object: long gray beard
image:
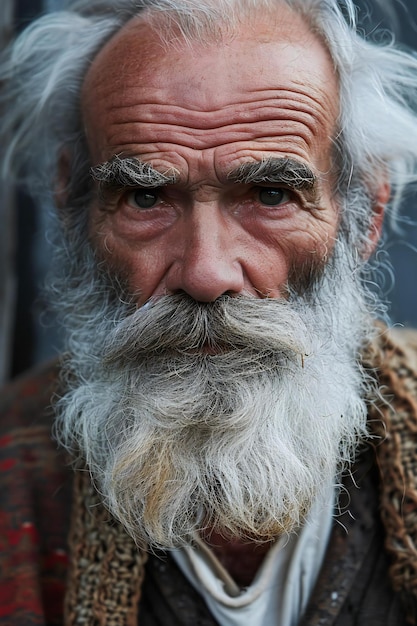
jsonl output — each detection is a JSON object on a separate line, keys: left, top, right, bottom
{"left": 54, "top": 239, "right": 376, "bottom": 549}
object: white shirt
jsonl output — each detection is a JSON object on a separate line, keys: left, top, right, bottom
{"left": 171, "top": 486, "right": 335, "bottom": 626}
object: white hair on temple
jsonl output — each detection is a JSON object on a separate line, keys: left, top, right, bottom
{"left": 1, "top": 0, "right": 417, "bottom": 224}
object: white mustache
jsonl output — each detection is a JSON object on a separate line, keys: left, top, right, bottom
{"left": 102, "top": 294, "right": 311, "bottom": 364}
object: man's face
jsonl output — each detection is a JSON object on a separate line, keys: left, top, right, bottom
{"left": 82, "top": 6, "right": 340, "bottom": 306}
{"left": 56, "top": 9, "right": 376, "bottom": 547}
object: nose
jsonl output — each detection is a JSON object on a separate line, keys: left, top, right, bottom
{"left": 165, "top": 204, "right": 245, "bottom": 302}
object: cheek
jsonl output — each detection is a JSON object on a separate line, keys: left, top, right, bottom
{"left": 243, "top": 209, "right": 339, "bottom": 289}
{"left": 287, "top": 223, "right": 335, "bottom": 263}
{"left": 89, "top": 211, "right": 170, "bottom": 301}
{"left": 286, "top": 216, "right": 339, "bottom": 292}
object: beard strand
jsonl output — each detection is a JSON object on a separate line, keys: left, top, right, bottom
{"left": 54, "top": 237, "right": 375, "bottom": 549}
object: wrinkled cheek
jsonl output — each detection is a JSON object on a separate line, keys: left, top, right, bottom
{"left": 282, "top": 227, "right": 338, "bottom": 296}
{"left": 87, "top": 224, "right": 139, "bottom": 298}
{"left": 286, "top": 249, "right": 329, "bottom": 296}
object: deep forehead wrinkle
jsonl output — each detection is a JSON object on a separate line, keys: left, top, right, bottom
{"left": 90, "top": 155, "right": 179, "bottom": 191}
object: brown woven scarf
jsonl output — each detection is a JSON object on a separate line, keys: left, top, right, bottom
{"left": 64, "top": 470, "right": 148, "bottom": 625}
{"left": 364, "top": 327, "right": 417, "bottom": 622}
{"left": 64, "top": 327, "right": 417, "bottom": 625}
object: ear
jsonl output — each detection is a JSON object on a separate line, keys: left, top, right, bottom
{"left": 54, "top": 149, "right": 72, "bottom": 211}
{"left": 363, "top": 180, "right": 390, "bottom": 259}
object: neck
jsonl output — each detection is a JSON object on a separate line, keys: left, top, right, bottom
{"left": 199, "top": 526, "right": 275, "bottom": 587}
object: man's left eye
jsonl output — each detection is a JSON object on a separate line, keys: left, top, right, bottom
{"left": 127, "top": 189, "right": 160, "bottom": 209}
{"left": 258, "top": 188, "right": 290, "bottom": 206}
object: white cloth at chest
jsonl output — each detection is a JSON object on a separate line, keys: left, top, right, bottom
{"left": 171, "top": 485, "right": 335, "bottom": 626}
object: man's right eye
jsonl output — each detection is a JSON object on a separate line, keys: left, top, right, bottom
{"left": 127, "top": 189, "right": 160, "bottom": 209}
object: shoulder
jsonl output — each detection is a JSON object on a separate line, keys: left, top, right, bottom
{"left": 0, "top": 358, "right": 72, "bottom": 528}
{"left": 370, "top": 324, "right": 417, "bottom": 404}
{"left": 0, "top": 358, "right": 70, "bottom": 495}
{"left": 388, "top": 326, "right": 417, "bottom": 371}
{"left": 0, "top": 360, "right": 73, "bottom": 623}
{"left": 364, "top": 323, "right": 417, "bottom": 377}
{"left": 0, "top": 357, "right": 71, "bottom": 503}
{"left": 0, "top": 359, "right": 65, "bottom": 477}
{"left": 0, "top": 358, "right": 61, "bottom": 427}
{"left": 367, "top": 325, "right": 417, "bottom": 622}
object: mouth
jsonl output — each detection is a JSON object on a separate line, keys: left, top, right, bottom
{"left": 200, "top": 342, "right": 223, "bottom": 355}
{"left": 184, "top": 341, "right": 232, "bottom": 356}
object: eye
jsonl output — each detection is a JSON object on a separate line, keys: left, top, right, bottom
{"left": 258, "top": 187, "right": 290, "bottom": 206}
{"left": 127, "top": 189, "right": 160, "bottom": 209}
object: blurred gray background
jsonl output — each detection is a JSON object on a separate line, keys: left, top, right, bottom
{"left": 1, "top": 0, "right": 417, "bottom": 383}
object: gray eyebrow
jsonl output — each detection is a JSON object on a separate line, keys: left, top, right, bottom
{"left": 90, "top": 155, "right": 179, "bottom": 192}
{"left": 227, "top": 157, "right": 317, "bottom": 192}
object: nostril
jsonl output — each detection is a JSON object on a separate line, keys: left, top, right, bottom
{"left": 222, "top": 289, "right": 241, "bottom": 298}
{"left": 170, "top": 288, "right": 188, "bottom": 297}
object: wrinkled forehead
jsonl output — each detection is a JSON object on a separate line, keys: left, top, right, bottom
{"left": 81, "top": 4, "right": 340, "bottom": 157}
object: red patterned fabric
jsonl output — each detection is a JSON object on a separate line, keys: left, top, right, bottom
{"left": 0, "top": 361, "right": 72, "bottom": 625}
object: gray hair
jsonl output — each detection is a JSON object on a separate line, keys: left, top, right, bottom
{"left": 1, "top": 0, "right": 417, "bottom": 229}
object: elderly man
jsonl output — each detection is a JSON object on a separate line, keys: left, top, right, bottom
{"left": 1, "top": 0, "right": 417, "bottom": 624}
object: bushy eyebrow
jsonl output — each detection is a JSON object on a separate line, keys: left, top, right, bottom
{"left": 227, "top": 157, "right": 318, "bottom": 200}
{"left": 90, "top": 155, "right": 320, "bottom": 205}
{"left": 90, "top": 155, "right": 179, "bottom": 193}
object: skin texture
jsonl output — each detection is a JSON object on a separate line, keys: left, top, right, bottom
{"left": 82, "top": 7, "right": 341, "bottom": 307}
{"left": 79, "top": 7, "right": 354, "bottom": 584}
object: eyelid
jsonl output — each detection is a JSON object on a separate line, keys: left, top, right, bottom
{"left": 255, "top": 185, "right": 292, "bottom": 203}
{"left": 254, "top": 183, "right": 291, "bottom": 191}
{"left": 97, "top": 183, "right": 161, "bottom": 210}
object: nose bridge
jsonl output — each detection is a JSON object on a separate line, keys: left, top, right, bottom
{"left": 168, "top": 202, "right": 245, "bottom": 301}
{"left": 188, "top": 203, "right": 224, "bottom": 261}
